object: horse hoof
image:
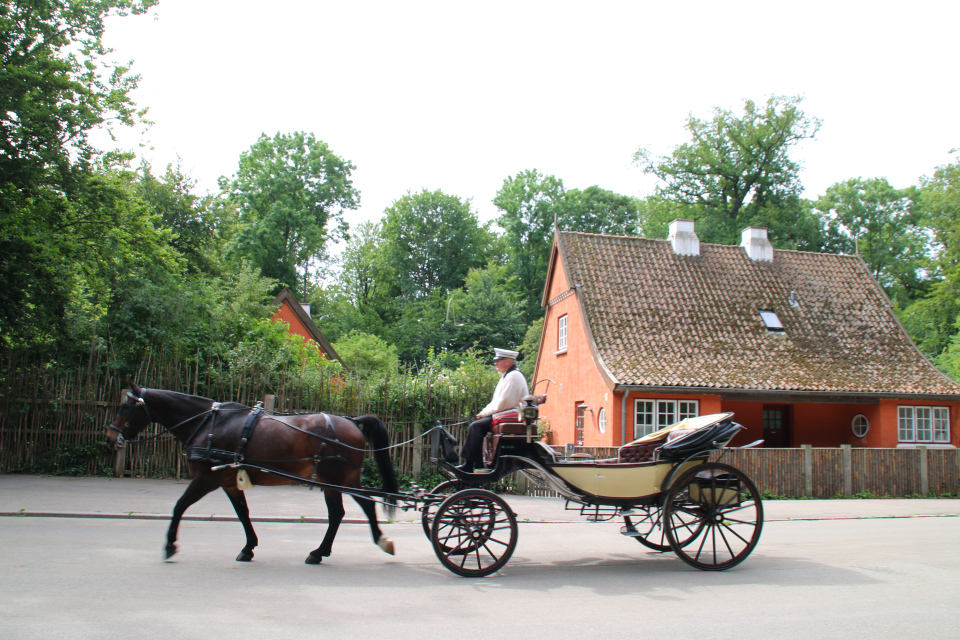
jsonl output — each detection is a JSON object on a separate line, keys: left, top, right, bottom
{"left": 305, "top": 552, "right": 323, "bottom": 564}
{"left": 236, "top": 550, "right": 254, "bottom": 562}
{"left": 164, "top": 544, "right": 177, "bottom": 560}
{"left": 377, "top": 536, "right": 395, "bottom": 556}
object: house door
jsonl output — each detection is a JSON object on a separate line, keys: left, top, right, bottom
{"left": 575, "top": 403, "right": 586, "bottom": 446}
{"left": 763, "top": 405, "right": 791, "bottom": 447}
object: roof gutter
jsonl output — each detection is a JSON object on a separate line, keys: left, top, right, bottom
{"left": 613, "top": 384, "right": 960, "bottom": 404}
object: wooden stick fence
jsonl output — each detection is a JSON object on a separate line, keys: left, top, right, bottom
{"left": 2, "top": 350, "right": 957, "bottom": 497}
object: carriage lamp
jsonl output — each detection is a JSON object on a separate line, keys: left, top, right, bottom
{"left": 521, "top": 395, "right": 539, "bottom": 423}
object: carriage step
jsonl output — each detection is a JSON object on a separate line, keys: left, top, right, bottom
{"left": 620, "top": 525, "right": 643, "bottom": 537}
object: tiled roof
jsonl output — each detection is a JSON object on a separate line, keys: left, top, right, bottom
{"left": 557, "top": 231, "right": 960, "bottom": 396}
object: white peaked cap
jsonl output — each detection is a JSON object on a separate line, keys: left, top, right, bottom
{"left": 493, "top": 348, "right": 519, "bottom": 361}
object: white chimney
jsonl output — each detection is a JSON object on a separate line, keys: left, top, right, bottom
{"left": 300, "top": 303, "right": 312, "bottom": 317}
{"left": 668, "top": 219, "right": 700, "bottom": 256}
{"left": 741, "top": 227, "right": 773, "bottom": 262}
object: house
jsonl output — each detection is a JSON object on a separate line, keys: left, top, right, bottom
{"left": 272, "top": 288, "right": 342, "bottom": 365}
{"left": 532, "top": 221, "right": 960, "bottom": 450}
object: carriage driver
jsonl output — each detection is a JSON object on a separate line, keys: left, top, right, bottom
{"left": 458, "top": 348, "right": 529, "bottom": 473}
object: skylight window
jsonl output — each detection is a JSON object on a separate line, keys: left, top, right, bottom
{"left": 759, "top": 310, "right": 784, "bottom": 332}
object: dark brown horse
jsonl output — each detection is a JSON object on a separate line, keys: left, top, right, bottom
{"left": 105, "top": 383, "right": 399, "bottom": 564}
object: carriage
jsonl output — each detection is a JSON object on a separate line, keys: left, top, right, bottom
{"left": 107, "top": 386, "right": 763, "bottom": 578}
{"left": 415, "top": 395, "right": 764, "bottom": 576}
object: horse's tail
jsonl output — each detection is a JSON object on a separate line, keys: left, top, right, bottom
{"left": 354, "top": 415, "right": 398, "bottom": 516}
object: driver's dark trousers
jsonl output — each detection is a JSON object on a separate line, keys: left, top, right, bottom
{"left": 460, "top": 416, "right": 494, "bottom": 467}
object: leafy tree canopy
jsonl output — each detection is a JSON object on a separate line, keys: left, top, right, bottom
{"left": 815, "top": 177, "right": 928, "bottom": 305}
{"left": 221, "top": 131, "right": 359, "bottom": 295}
{"left": 634, "top": 95, "right": 821, "bottom": 246}
{"left": 380, "top": 189, "right": 493, "bottom": 301}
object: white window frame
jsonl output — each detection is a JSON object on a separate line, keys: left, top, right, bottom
{"left": 851, "top": 414, "right": 869, "bottom": 439}
{"left": 898, "top": 406, "right": 950, "bottom": 443}
{"left": 597, "top": 407, "right": 606, "bottom": 434}
{"left": 633, "top": 399, "right": 699, "bottom": 439}
{"left": 557, "top": 315, "right": 568, "bottom": 352}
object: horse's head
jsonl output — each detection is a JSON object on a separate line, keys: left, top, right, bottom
{"left": 105, "top": 382, "right": 153, "bottom": 450}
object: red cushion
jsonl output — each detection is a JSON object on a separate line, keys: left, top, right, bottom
{"left": 492, "top": 411, "right": 520, "bottom": 426}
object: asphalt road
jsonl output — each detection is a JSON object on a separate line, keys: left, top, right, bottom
{"left": 3, "top": 507, "right": 959, "bottom": 639}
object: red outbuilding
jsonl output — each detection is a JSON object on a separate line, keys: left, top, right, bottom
{"left": 271, "top": 288, "right": 342, "bottom": 365}
{"left": 532, "top": 221, "right": 960, "bottom": 450}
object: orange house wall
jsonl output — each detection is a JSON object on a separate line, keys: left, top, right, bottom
{"left": 720, "top": 398, "right": 960, "bottom": 447}
{"left": 535, "top": 255, "right": 618, "bottom": 447}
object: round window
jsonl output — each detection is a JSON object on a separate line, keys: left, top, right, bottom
{"left": 851, "top": 414, "right": 869, "bottom": 438}
{"left": 598, "top": 407, "right": 606, "bottom": 434}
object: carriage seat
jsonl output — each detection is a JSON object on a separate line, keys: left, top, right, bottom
{"left": 617, "top": 442, "right": 660, "bottom": 463}
{"left": 482, "top": 394, "right": 547, "bottom": 466}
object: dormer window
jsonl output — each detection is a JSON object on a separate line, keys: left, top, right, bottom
{"left": 759, "top": 310, "right": 784, "bottom": 332}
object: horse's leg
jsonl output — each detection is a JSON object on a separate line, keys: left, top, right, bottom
{"left": 354, "top": 494, "right": 394, "bottom": 555}
{"left": 165, "top": 471, "right": 220, "bottom": 560}
{"left": 305, "top": 489, "right": 345, "bottom": 564}
{"left": 222, "top": 485, "right": 259, "bottom": 562}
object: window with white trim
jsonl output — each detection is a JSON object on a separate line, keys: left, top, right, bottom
{"left": 633, "top": 399, "right": 699, "bottom": 439}
{"left": 851, "top": 414, "right": 869, "bottom": 438}
{"left": 898, "top": 406, "right": 950, "bottom": 443}
{"left": 558, "top": 315, "right": 568, "bottom": 351}
{"left": 597, "top": 407, "right": 606, "bottom": 434}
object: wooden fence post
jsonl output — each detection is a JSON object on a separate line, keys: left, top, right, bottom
{"left": 802, "top": 444, "right": 813, "bottom": 498}
{"left": 263, "top": 395, "right": 276, "bottom": 413}
{"left": 841, "top": 444, "right": 852, "bottom": 496}
{"left": 919, "top": 446, "right": 928, "bottom": 496}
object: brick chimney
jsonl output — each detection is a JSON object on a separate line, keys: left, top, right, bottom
{"left": 668, "top": 219, "right": 700, "bottom": 256}
{"left": 741, "top": 227, "right": 773, "bottom": 262}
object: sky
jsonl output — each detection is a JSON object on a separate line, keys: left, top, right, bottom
{"left": 100, "top": 0, "right": 960, "bottom": 238}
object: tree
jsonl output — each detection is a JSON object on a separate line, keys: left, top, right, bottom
{"left": 221, "top": 132, "right": 359, "bottom": 295}
{"left": 634, "top": 95, "right": 821, "bottom": 246}
{"left": 446, "top": 262, "right": 525, "bottom": 355}
{"left": 815, "top": 178, "right": 928, "bottom": 305}
{"left": 380, "top": 189, "right": 493, "bottom": 301}
{"left": 493, "top": 170, "right": 564, "bottom": 321}
{"left": 0, "top": 0, "right": 158, "bottom": 346}
{"left": 332, "top": 330, "right": 398, "bottom": 377}
{"left": 899, "top": 155, "right": 960, "bottom": 366}
{"left": 554, "top": 186, "right": 640, "bottom": 236}
{"left": 135, "top": 162, "right": 216, "bottom": 274}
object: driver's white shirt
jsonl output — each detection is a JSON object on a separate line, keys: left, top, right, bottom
{"left": 478, "top": 368, "right": 528, "bottom": 418}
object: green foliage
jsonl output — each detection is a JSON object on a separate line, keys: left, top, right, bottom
{"left": 0, "top": 0, "right": 157, "bottom": 346}
{"left": 815, "top": 178, "right": 929, "bottom": 305}
{"left": 445, "top": 262, "right": 525, "bottom": 355}
{"left": 381, "top": 189, "right": 493, "bottom": 301}
{"left": 494, "top": 170, "right": 565, "bottom": 321}
{"left": 518, "top": 317, "right": 544, "bottom": 381}
{"left": 222, "top": 131, "right": 359, "bottom": 294}
{"left": 555, "top": 186, "right": 640, "bottom": 236}
{"left": 333, "top": 330, "right": 398, "bottom": 377}
{"left": 635, "top": 95, "right": 822, "bottom": 247}
{"left": 16, "top": 441, "right": 113, "bottom": 477}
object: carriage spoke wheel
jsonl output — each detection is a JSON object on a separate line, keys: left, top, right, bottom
{"left": 628, "top": 503, "right": 703, "bottom": 552}
{"left": 421, "top": 480, "right": 465, "bottom": 547}
{"left": 430, "top": 489, "right": 518, "bottom": 577}
{"left": 663, "top": 462, "right": 763, "bottom": 571}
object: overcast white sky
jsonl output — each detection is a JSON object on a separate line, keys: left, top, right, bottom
{"left": 101, "top": 0, "right": 960, "bottom": 236}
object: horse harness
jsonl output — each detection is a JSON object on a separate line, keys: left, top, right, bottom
{"left": 184, "top": 405, "right": 364, "bottom": 476}
{"left": 113, "top": 389, "right": 363, "bottom": 477}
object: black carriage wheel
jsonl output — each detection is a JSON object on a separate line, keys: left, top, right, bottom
{"left": 421, "top": 480, "right": 464, "bottom": 543}
{"left": 629, "top": 503, "right": 703, "bottom": 552}
{"left": 430, "top": 489, "right": 518, "bottom": 577}
{"left": 663, "top": 462, "right": 763, "bottom": 571}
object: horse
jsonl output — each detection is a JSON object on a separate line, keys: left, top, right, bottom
{"left": 105, "top": 382, "right": 399, "bottom": 564}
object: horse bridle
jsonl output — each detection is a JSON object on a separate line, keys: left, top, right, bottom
{"left": 106, "top": 389, "right": 217, "bottom": 448}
